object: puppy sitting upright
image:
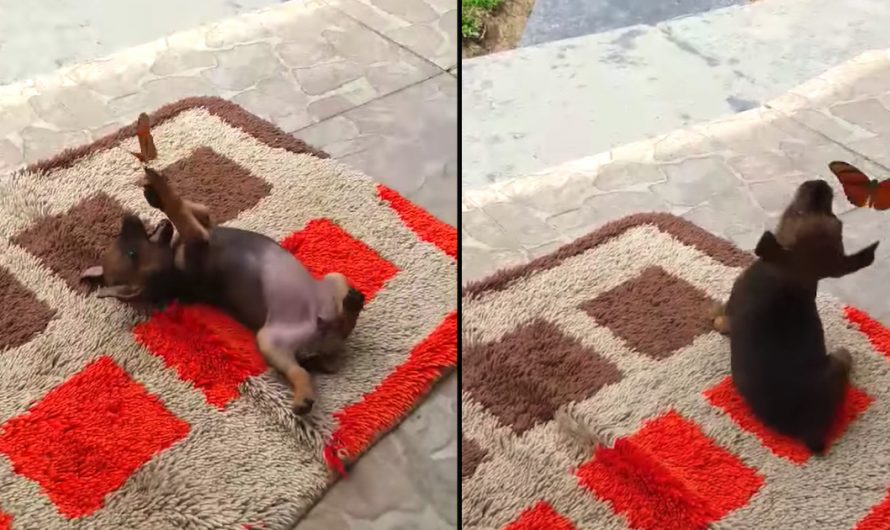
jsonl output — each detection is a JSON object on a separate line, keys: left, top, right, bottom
{"left": 82, "top": 165, "right": 364, "bottom": 415}
{"left": 714, "top": 180, "right": 877, "bottom": 454}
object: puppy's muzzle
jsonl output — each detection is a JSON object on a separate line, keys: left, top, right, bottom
{"left": 344, "top": 287, "right": 365, "bottom": 312}
{"left": 794, "top": 179, "right": 834, "bottom": 214}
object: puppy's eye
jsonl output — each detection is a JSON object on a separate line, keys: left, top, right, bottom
{"left": 126, "top": 249, "right": 137, "bottom": 260}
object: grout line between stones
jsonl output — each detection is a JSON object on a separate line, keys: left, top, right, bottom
{"left": 318, "top": 0, "right": 454, "bottom": 74}
{"left": 764, "top": 100, "right": 890, "bottom": 176}
{"left": 290, "top": 69, "right": 448, "bottom": 134}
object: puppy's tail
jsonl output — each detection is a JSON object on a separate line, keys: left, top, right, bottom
{"left": 805, "top": 437, "right": 827, "bottom": 456}
{"left": 709, "top": 302, "right": 730, "bottom": 335}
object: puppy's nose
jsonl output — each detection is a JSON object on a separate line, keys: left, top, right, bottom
{"left": 344, "top": 287, "right": 365, "bottom": 311}
{"left": 802, "top": 179, "right": 832, "bottom": 196}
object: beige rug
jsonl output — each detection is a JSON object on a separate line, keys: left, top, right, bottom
{"left": 0, "top": 97, "right": 456, "bottom": 529}
{"left": 462, "top": 213, "right": 890, "bottom": 530}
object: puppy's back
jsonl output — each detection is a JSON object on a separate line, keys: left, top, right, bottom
{"left": 727, "top": 260, "right": 828, "bottom": 428}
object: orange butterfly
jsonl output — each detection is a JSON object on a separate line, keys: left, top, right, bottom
{"left": 129, "top": 112, "right": 157, "bottom": 163}
{"left": 829, "top": 161, "right": 890, "bottom": 210}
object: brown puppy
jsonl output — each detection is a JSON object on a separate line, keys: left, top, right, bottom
{"left": 713, "top": 179, "right": 877, "bottom": 453}
{"left": 82, "top": 167, "right": 365, "bottom": 414}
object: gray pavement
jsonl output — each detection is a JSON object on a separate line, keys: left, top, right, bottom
{"left": 463, "top": 50, "right": 890, "bottom": 327}
{"left": 520, "top": 0, "right": 742, "bottom": 47}
{"left": 0, "top": 0, "right": 282, "bottom": 86}
{"left": 0, "top": 0, "right": 457, "bottom": 528}
{"left": 463, "top": 0, "right": 890, "bottom": 190}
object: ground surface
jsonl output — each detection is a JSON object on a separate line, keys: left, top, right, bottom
{"left": 462, "top": 0, "right": 890, "bottom": 189}
{"left": 463, "top": 50, "right": 890, "bottom": 327}
{"left": 0, "top": 1, "right": 457, "bottom": 528}
{"left": 0, "top": 0, "right": 282, "bottom": 86}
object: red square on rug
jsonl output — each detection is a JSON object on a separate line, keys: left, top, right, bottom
{"left": 846, "top": 306, "right": 890, "bottom": 362}
{"left": 280, "top": 219, "right": 398, "bottom": 302}
{"left": 855, "top": 488, "right": 890, "bottom": 530}
{"left": 503, "top": 501, "right": 577, "bottom": 530}
{"left": 577, "top": 410, "right": 762, "bottom": 530}
{"left": 134, "top": 303, "right": 267, "bottom": 409}
{"left": 703, "top": 376, "right": 873, "bottom": 464}
{"left": 0, "top": 357, "right": 189, "bottom": 518}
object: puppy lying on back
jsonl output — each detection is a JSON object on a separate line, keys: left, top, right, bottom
{"left": 82, "top": 166, "right": 365, "bottom": 415}
{"left": 713, "top": 180, "right": 877, "bottom": 453}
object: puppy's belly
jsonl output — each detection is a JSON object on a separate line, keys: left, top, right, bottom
{"left": 202, "top": 228, "right": 322, "bottom": 335}
{"left": 258, "top": 245, "right": 319, "bottom": 328}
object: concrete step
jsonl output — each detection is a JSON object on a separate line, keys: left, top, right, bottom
{"left": 462, "top": 0, "right": 890, "bottom": 190}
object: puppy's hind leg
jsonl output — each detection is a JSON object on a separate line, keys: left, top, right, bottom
{"left": 256, "top": 323, "right": 317, "bottom": 415}
{"left": 802, "top": 349, "right": 852, "bottom": 455}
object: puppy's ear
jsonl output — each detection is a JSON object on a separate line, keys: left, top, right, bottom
{"left": 120, "top": 215, "right": 147, "bottom": 240}
{"left": 95, "top": 284, "right": 142, "bottom": 300}
{"left": 149, "top": 220, "right": 174, "bottom": 245}
{"left": 754, "top": 231, "right": 789, "bottom": 262}
{"left": 80, "top": 265, "right": 104, "bottom": 283}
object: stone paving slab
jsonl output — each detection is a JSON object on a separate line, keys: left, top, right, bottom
{"left": 662, "top": 0, "right": 890, "bottom": 105}
{"left": 462, "top": 0, "right": 890, "bottom": 191}
{"left": 462, "top": 22, "right": 762, "bottom": 189}
{"left": 0, "top": 0, "right": 283, "bottom": 86}
{"left": 0, "top": 1, "right": 456, "bottom": 528}
{"left": 0, "top": 0, "right": 447, "bottom": 175}
{"left": 325, "top": 0, "right": 457, "bottom": 70}
{"left": 299, "top": 72, "right": 457, "bottom": 226}
{"left": 464, "top": 48, "right": 890, "bottom": 325}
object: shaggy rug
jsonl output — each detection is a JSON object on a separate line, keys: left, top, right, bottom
{"left": 0, "top": 97, "right": 456, "bottom": 529}
{"left": 462, "top": 213, "right": 890, "bottom": 530}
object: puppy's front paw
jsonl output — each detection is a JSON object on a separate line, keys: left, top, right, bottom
{"left": 860, "top": 241, "right": 879, "bottom": 267}
{"left": 292, "top": 386, "right": 317, "bottom": 416}
{"left": 143, "top": 184, "right": 164, "bottom": 210}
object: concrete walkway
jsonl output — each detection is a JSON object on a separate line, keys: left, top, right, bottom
{"left": 0, "top": 1, "right": 457, "bottom": 528}
{"left": 463, "top": 0, "right": 890, "bottom": 189}
{"left": 464, "top": 49, "right": 890, "bottom": 326}
{"left": 0, "top": 0, "right": 281, "bottom": 86}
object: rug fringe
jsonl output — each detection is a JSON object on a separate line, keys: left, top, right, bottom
{"left": 321, "top": 313, "right": 457, "bottom": 475}
{"left": 323, "top": 444, "right": 348, "bottom": 477}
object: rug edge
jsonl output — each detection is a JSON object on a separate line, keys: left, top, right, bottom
{"left": 22, "top": 96, "right": 329, "bottom": 175}
{"left": 463, "top": 213, "right": 755, "bottom": 299}
{"left": 324, "top": 311, "right": 458, "bottom": 473}
{"left": 9, "top": 95, "right": 458, "bottom": 526}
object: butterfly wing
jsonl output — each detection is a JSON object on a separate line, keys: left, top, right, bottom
{"left": 135, "top": 112, "right": 157, "bottom": 162}
{"left": 871, "top": 179, "right": 890, "bottom": 210}
{"left": 829, "top": 161, "right": 874, "bottom": 208}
